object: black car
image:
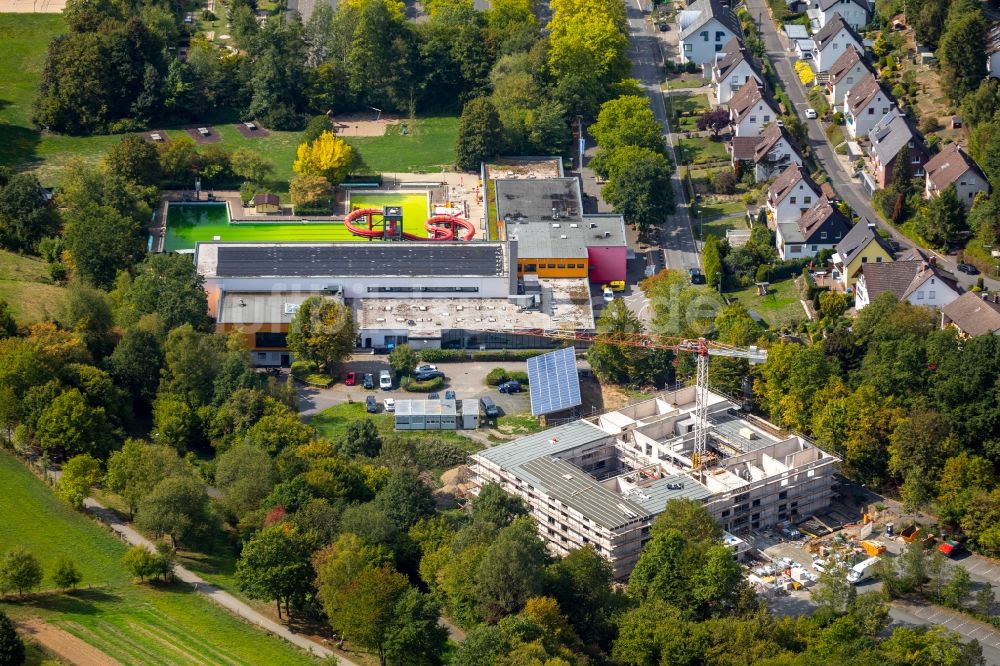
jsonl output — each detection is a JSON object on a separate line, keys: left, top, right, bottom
{"left": 362, "top": 373, "right": 375, "bottom": 389}
{"left": 957, "top": 262, "right": 979, "bottom": 275}
{"left": 689, "top": 267, "right": 706, "bottom": 284}
{"left": 657, "top": 21, "right": 668, "bottom": 31}
{"left": 480, "top": 395, "right": 499, "bottom": 418}
{"left": 427, "top": 392, "right": 440, "bottom": 400}
{"left": 498, "top": 380, "right": 522, "bottom": 394}
{"left": 414, "top": 369, "right": 445, "bottom": 381}
{"left": 365, "top": 395, "right": 378, "bottom": 413}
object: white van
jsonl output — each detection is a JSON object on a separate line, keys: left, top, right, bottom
{"left": 847, "top": 557, "right": 880, "bottom": 584}
{"left": 379, "top": 370, "right": 392, "bottom": 390}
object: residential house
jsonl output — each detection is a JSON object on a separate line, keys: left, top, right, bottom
{"left": 866, "top": 108, "right": 928, "bottom": 190}
{"left": 826, "top": 46, "right": 873, "bottom": 109}
{"left": 807, "top": 0, "right": 870, "bottom": 31}
{"left": 844, "top": 73, "right": 891, "bottom": 139}
{"left": 752, "top": 123, "right": 803, "bottom": 182}
{"left": 812, "top": 14, "right": 864, "bottom": 72}
{"left": 988, "top": 22, "right": 1000, "bottom": 80}
{"left": 941, "top": 291, "right": 1000, "bottom": 337}
{"left": 729, "top": 135, "right": 764, "bottom": 170}
{"left": 677, "top": 0, "right": 742, "bottom": 66}
{"left": 854, "top": 260, "right": 960, "bottom": 310}
{"left": 831, "top": 218, "right": 894, "bottom": 290}
{"left": 775, "top": 200, "right": 851, "bottom": 259}
{"left": 728, "top": 80, "right": 781, "bottom": 136}
{"left": 924, "top": 143, "right": 990, "bottom": 209}
{"left": 766, "top": 164, "right": 823, "bottom": 226}
{"left": 711, "top": 39, "right": 763, "bottom": 105}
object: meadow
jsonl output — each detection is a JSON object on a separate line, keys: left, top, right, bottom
{"left": 0, "top": 452, "right": 320, "bottom": 665}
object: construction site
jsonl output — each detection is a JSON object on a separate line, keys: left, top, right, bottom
{"left": 470, "top": 382, "right": 840, "bottom": 579}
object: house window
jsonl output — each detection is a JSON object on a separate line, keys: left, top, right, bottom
{"left": 811, "top": 245, "right": 818, "bottom": 251}
{"left": 833, "top": 43, "right": 839, "bottom": 49}
{"left": 869, "top": 107, "right": 874, "bottom": 114}
{"left": 804, "top": 196, "right": 812, "bottom": 203}
{"left": 790, "top": 196, "right": 797, "bottom": 204}
{"left": 715, "top": 44, "right": 723, "bottom": 51}
{"left": 701, "top": 30, "right": 708, "bottom": 41}
{"left": 917, "top": 291, "right": 925, "bottom": 300}
{"left": 861, "top": 256, "right": 867, "bottom": 263}
{"left": 876, "top": 256, "right": 882, "bottom": 262}
{"left": 731, "top": 75, "right": 739, "bottom": 85}
{"left": 929, "top": 290, "right": 936, "bottom": 299}
{"left": 846, "top": 76, "right": 853, "bottom": 84}
{"left": 764, "top": 115, "right": 770, "bottom": 122}
{"left": 684, "top": 43, "right": 692, "bottom": 52}
{"left": 790, "top": 245, "right": 800, "bottom": 253}
{"left": 960, "top": 181, "right": 966, "bottom": 186}
{"left": 749, "top": 116, "right": 756, "bottom": 122}
{"left": 716, "top": 31, "right": 725, "bottom": 41}
{"left": 820, "top": 231, "right": 827, "bottom": 240}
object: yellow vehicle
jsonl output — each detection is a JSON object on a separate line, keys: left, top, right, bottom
{"left": 608, "top": 280, "right": 626, "bottom": 292}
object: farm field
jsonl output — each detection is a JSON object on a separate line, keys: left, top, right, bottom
{"left": 0, "top": 250, "right": 65, "bottom": 323}
{"left": 0, "top": 15, "right": 459, "bottom": 187}
{"left": 0, "top": 453, "right": 320, "bottom": 666}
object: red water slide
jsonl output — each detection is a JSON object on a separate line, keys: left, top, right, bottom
{"left": 344, "top": 207, "right": 476, "bottom": 241}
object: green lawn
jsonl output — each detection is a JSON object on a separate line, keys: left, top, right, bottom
{"left": 677, "top": 136, "right": 730, "bottom": 165}
{"left": 697, "top": 213, "right": 748, "bottom": 242}
{"left": 0, "top": 15, "right": 458, "bottom": 187}
{"left": 668, "top": 92, "right": 712, "bottom": 132}
{"left": 725, "top": 278, "right": 806, "bottom": 329}
{"left": 663, "top": 77, "right": 710, "bottom": 90}
{"left": 0, "top": 250, "right": 65, "bottom": 324}
{"left": 0, "top": 453, "right": 320, "bottom": 666}
{"left": 309, "top": 401, "right": 482, "bottom": 452}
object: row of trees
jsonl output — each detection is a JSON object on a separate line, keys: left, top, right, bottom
{"left": 0, "top": 547, "right": 81, "bottom": 596}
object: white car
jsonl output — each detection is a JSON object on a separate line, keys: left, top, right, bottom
{"left": 414, "top": 364, "right": 438, "bottom": 374}
{"left": 603, "top": 287, "right": 615, "bottom": 303}
{"left": 383, "top": 398, "right": 395, "bottom": 412}
{"left": 805, "top": 108, "right": 818, "bottom": 119}
{"left": 379, "top": 370, "right": 392, "bottom": 390}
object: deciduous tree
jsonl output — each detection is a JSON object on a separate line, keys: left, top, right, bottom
{"left": 0, "top": 548, "right": 43, "bottom": 596}
{"left": 286, "top": 296, "right": 357, "bottom": 372}
{"left": 456, "top": 97, "right": 502, "bottom": 170}
{"left": 231, "top": 148, "right": 274, "bottom": 185}
{"left": 51, "top": 556, "right": 83, "bottom": 590}
{"left": 0, "top": 172, "right": 60, "bottom": 253}
{"left": 292, "top": 131, "right": 353, "bottom": 184}
{"left": 0, "top": 610, "right": 25, "bottom": 666}
{"left": 58, "top": 453, "right": 102, "bottom": 509}
{"left": 235, "top": 525, "right": 315, "bottom": 618}
{"left": 135, "top": 474, "right": 210, "bottom": 547}
{"left": 35, "top": 389, "right": 114, "bottom": 459}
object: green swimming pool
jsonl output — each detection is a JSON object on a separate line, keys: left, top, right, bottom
{"left": 161, "top": 192, "right": 432, "bottom": 252}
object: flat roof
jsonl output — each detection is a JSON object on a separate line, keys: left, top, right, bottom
{"left": 354, "top": 279, "right": 596, "bottom": 335}
{"left": 484, "top": 158, "right": 563, "bottom": 181}
{"left": 475, "top": 420, "right": 612, "bottom": 469}
{"left": 494, "top": 178, "right": 583, "bottom": 222}
{"left": 395, "top": 399, "right": 458, "bottom": 416}
{"left": 218, "top": 291, "right": 319, "bottom": 325}
{"left": 626, "top": 473, "right": 714, "bottom": 514}
{"left": 521, "top": 457, "right": 653, "bottom": 530}
{"left": 196, "top": 242, "right": 507, "bottom": 278}
{"left": 508, "top": 215, "right": 626, "bottom": 259}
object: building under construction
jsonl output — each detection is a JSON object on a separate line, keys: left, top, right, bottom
{"left": 469, "top": 385, "right": 840, "bottom": 579}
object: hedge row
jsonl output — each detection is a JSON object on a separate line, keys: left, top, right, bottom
{"left": 418, "top": 349, "right": 562, "bottom": 363}
{"left": 485, "top": 368, "right": 530, "bottom": 386}
{"left": 402, "top": 376, "right": 445, "bottom": 392}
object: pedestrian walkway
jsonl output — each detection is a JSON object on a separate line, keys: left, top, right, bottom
{"left": 81, "top": 498, "right": 354, "bottom": 665}
{"left": 892, "top": 599, "right": 1000, "bottom": 651}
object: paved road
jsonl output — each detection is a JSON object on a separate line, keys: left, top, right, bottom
{"left": 890, "top": 600, "right": 1000, "bottom": 665}
{"left": 624, "top": 0, "right": 701, "bottom": 273}
{"left": 80, "top": 498, "right": 349, "bottom": 664}
{"left": 744, "top": 0, "right": 999, "bottom": 292}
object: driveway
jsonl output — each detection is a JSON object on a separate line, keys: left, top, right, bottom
{"left": 296, "top": 357, "right": 539, "bottom": 418}
{"left": 744, "top": 0, "right": 998, "bottom": 292}
{"left": 624, "top": 0, "right": 702, "bottom": 273}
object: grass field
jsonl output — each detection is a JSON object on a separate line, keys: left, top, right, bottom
{"left": 310, "top": 402, "right": 481, "bottom": 452}
{"left": 677, "top": 136, "right": 730, "bottom": 165}
{"left": 0, "top": 15, "right": 458, "bottom": 187}
{"left": 162, "top": 191, "right": 432, "bottom": 250}
{"left": 726, "top": 278, "right": 806, "bottom": 329}
{"left": 0, "top": 250, "right": 65, "bottom": 323}
{"left": 0, "top": 453, "right": 320, "bottom": 666}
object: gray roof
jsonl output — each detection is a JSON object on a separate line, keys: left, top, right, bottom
{"left": 817, "top": 0, "right": 868, "bottom": 13}
{"left": 212, "top": 242, "right": 506, "bottom": 277}
{"left": 679, "top": 0, "right": 741, "bottom": 40}
{"left": 520, "top": 457, "right": 652, "bottom": 530}
{"left": 218, "top": 291, "right": 317, "bottom": 324}
{"left": 495, "top": 178, "right": 583, "bottom": 222}
{"left": 784, "top": 23, "right": 809, "bottom": 40}
{"left": 474, "top": 420, "right": 611, "bottom": 469}
{"left": 813, "top": 13, "right": 862, "bottom": 50}
{"left": 753, "top": 122, "right": 797, "bottom": 163}
{"left": 835, "top": 219, "right": 894, "bottom": 266}
{"left": 506, "top": 215, "right": 626, "bottom": 259}
{"left": 627, "top": 473, "right": 713, "bottom": 514}
{"left": 942, "top": 291, "right": 1000, "bottom": 336}
{"left": 868, "top": 108, "right": 916, "bottom": 165}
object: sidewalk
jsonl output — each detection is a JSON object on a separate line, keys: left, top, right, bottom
{"left": 891, "top": 599, "right": 1000, "bottom": 652}
{"left": 81, "top": 497, "right": 352, "bottom": 665}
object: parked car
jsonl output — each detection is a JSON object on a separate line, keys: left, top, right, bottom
{"left": 657, "top": 20, "right": 668, "bottom": 31}
{"left": 805, "top": 108, "right": 818, "bottom": 119}
{"left": 689, "top": 267, "right": 706, "bottom": 284}
{"left": 379, "top": 370, "right": 392, "bottom": 390}
{"left": 607, "top": 280, "right": 626, "bottom": 292}
{"left": 480, "top": 395, "right": 499, "bottom": 418}
{"left": 603, "top": 286, "right": 615, "bottom": 303}
{"left": 414, "top": 369, "right": 445, "bottom": 381}
{"left": 427, "top": 392, "right": 440, "bottom": 400}
{"left": 383, "top": 397, "right": 395, "bottom": 412}
{"left": 362, "top": 373, "right": 375, "bottom": 389}
{"left": 365, "top": 395, "right": 378, "bottom": 413}
{"left": 415, "top": 364, "right": 438, "bottom": 374}
{"left": 957, "top": 262, "right": 979, "bottom": 275}
{"left": 498, "top": 380, "right": 522, "bottom": 394}
{"left": 444, "top": 390, "right": 456, "bottom": 400}
{"left": 344, "top": 371, "right": 357, "bottom": 386}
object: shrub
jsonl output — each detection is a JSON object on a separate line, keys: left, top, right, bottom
{"left": 470, "top": 350, "right": 549, "bottom": 362}
{"left": 418, "top": 349, "right": 469, "bottom": 362}
{"left": 508, "top": 370, "right": 529, "bottom": 384}
{"left": 486, "top": 368, "right": 509, "bottom": 386}
{"left": 832, "top": 111, "right": 845, "bottom": 125}
{"left": 404, "top": 376, "right": 444, "bottom": 392}
{"left": 711, "top": 170, "right": 737, "bottom": 194}
{"left": 413, "top": 439, "right": 468, "bottom": 468}
{"left": 290, "top": 360, "right": 318, "bottom": 376}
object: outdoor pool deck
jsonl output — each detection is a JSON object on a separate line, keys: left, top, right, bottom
{"left": 161, "top": 192, "right": 432, "bottom": 252}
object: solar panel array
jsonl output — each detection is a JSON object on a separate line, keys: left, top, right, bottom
{"left": 527, "top": 347, "right": 582, "bottom": 416}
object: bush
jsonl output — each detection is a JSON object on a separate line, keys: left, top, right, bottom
{"left": 832, "top": 111, "right": 845, "bottom": 125}
{"left": 486, "top": 368, "right": 509, "bottom": 386}
{"left": 711, "top": 170, "right": 737, "bottom": 194}
{"left": 508, "top": 370, "right": 529, "bottom": 384}
{"left": 413, "top": 439, "right": 468, "bottom": 468}
{"left": 471, "top": 350, "right": 550, "bottom": 362}
{"left": 290, "top": 360, "right": 318, "bottom": 376}
{"left": 418, "top": 349, "right": 468, "bottom": 362}
{"left": 404, "top": 376, "right": 444, "bottom": 392}
{"left": 291, "top": 361, "right": 334, "bottom": 388}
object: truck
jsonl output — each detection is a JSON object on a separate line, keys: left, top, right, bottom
{"left": 847, "top": 556, "right": 881, "bottom": 585}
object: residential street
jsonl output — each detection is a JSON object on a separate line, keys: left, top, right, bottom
{"left": 743, "top": 0, "right": 999, "bottom": 292}
{"left": 625, "top": 0, "right": 702, "bottom": 273}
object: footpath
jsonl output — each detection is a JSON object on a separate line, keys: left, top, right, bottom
{"left": 81, "top": 497, "right": 354, "bottom": 665}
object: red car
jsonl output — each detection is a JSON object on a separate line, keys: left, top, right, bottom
{"left": 344, "top": 371, "right": 357, "bottom": 386}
